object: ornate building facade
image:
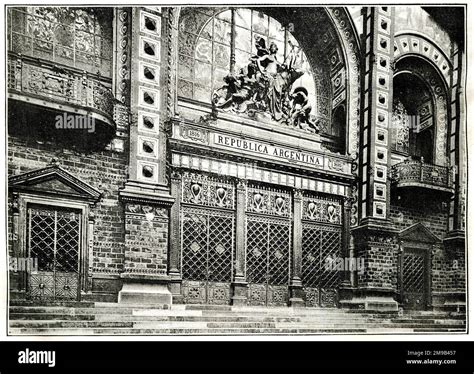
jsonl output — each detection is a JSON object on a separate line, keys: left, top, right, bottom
{"left": 7, "top": 6, "right": 466, "bottom": 311}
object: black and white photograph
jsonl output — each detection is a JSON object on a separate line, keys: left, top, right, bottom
{"left": 3, "top": 2, "right": 469, "bottom": 343}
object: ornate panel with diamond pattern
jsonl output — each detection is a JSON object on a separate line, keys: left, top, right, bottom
{"left": 27, "top": 206, "right": 81, "bottom": 301}
{"left": 301, "top": 198, "right": 342, "bottom": 308}
{"left": 401, "top": 248, "right": 428, "bottom": 310}
{"left": 181, "top": 206, "right": 234, "bottom": 305}
{"left": 245, "top": 185, "right": 291, "bottom": 306}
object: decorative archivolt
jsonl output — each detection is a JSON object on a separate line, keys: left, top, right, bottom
{"left": 394, "top": 33, "right": 452, "bottom": 86}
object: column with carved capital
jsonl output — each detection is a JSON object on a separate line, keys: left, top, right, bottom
{"left": 289, "top": 189, "right": 304, "bottom": 307}
{"left": 231, "top": 179, "right": 248, "bottom": 305}
{"left": 168, "top": 171, "right": 183, "bottom": 302}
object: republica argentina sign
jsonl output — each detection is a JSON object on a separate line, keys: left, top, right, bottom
{"left": 214, "top": 134, "right": 324, "bottom": 168}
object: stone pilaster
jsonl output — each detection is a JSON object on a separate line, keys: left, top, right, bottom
{"left": 338, "top": 196, "right": 356, "bottom": 301}
{"left": 231, "top": 179, "right": 248, "bottom": 306}
{"left": 168, "top": 171, "right": 183, "bottom": 302}
{"left": 343, "top": 6, "right": 398, "bottom": 311}
{"left": 289, "top": 189, "right": 304, "bottom": 307}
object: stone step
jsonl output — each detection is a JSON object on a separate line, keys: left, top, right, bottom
{"left": 9, "top": 313, "right": 95, "bottom": 321}
{"left": 9, "top": 321, "right": 134, "bottom": 329}
{"left": 10, "top": 300, "right": 94, "bottom": 308}
{"left": 8, "top": 327, "right": 369, "bottom": 335}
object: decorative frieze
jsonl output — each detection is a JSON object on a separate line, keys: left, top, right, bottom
{"left": 246, "top": 186, "right": 291, "bottom": 218}
{"left": 181, "top": 172, "right": 235, "bottom": 209}
{"left": 302, "top": 196, "right": 342, "bottom": 224}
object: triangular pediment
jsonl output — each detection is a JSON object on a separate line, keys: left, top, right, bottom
{"left": 399, "top": 223, "right": 440, "bottom": 244}
{"left": 9, "top": 164, "right": 101, "bottom": 202}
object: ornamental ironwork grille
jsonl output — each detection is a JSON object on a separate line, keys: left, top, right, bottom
{"left": 181, "top": 207, "right": 234, "bottom": 282}
{"left": 180, "top": 173, "right": 236, "bottom": 304}
{"left": 301, "top": 195, "right": 342, "bottom": 307}
{"left": 8, "top": 7, "right": 113, "bottom": 77}
{"left": 27, "top": 205, "right": 81, "bottom": 301}
{"left": 245, "top": 185, "right": 291, "bottom": 306}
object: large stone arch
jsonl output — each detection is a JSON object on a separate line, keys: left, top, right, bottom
{"left": 167, "top": 6, "right": 362, "bottom": 223}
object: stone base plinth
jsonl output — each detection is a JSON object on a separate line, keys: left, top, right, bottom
{"left": 339, "top": 296, "right": 398, "bottom": 311}
{"left": 118, "top": 274, "right": 172, "bottom": 306}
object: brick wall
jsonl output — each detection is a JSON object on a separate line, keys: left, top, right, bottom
{"left": 123, "top": 207, "right": 169, "bottom": 275}
{"left": 356, "top": 243, "right": 398, "bottom": 290}
{"left": 8, "top": 136, "right": 128, "bottom": 275}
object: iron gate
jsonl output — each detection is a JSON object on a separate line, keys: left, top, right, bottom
{"left": 181, "top": 207, "right": 234, "bottom": 304}
{"left": 302, "top": 224, "right": 342, "bottom": 307}
{"left": 27, "top": 206, "right": 81, "bottom": 301}
{"left": 246, "top": 216, "right": 291, "bottom": 306}
{"left": 401, "top": 248, "right": 428, "bottom": 310}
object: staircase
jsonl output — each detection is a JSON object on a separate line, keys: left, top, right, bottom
{"left": 9, "top": 302, "right": 466, "bottom": 335}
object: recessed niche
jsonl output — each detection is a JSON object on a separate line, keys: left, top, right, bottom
{"left": 137, "top": 160, "right": 159, "bottom": 182}
{"left": 378, "top": 76, "right": 386, "bottom": 87}
{"left": 381, "top": 7, "right": 388, "bottom": 12}
{"left": 144, "top": 41, "right": 155, "bottom": 56}
{"left": 380, "top": 19, "right": 388, "bottom": 30}
{"left": 142, "top": 141, "right": 154, "bottom": 153}
{"left": 143, "top": 116, "right": 155, "bottom": 129}
{"left": 138, "top": 111, "right": 159, "bottom": 134}
{"left": 378, "top": 93, "right": 387, "bottom": 106}
{"left": 144, "top": 16, "right": 157, "bottom": 32}
{"left": 144, "top": 66, "right": 156, "bottom": 80}
{"left": 376, "top": 147, "right": 387, "bottom": 162}
{"left": 379, "top": 38, "right": 388, "bottom": 50}
{"left": 374, "top": 183, "right": 386, "bottom": 200}
{"left": 141, "top": 12, "right": 161, "bottom": 36}
{"left": 140, "top": 37, "right": 160, "bottom": 61}
{"left": 143, "top": 92, "right": 155, "bottom": 105}
{"left": 378, "top": 57, "right": 388, "bottom": 70}
{"left": 375, "top": 204, "right": 385, "bottom": 217}
{"left": 375, "top": 165, "right": 387, "bottom": 182}
{"left": 142, "top": 165, "right": 154, "bottom": 178}
{"left": 139, "top": 87, "right": 160, "bottom": 109}
{"left": 376, "top": 129, "right": 387, "bottom": 144}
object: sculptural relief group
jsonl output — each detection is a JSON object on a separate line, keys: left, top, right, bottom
{"left": 212, "top": 36, "right": 320, "bottom": 134}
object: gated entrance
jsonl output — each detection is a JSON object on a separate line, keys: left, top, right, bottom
{"left": 246, "top": 216, "right": 291, "bottom": 306}
{"left": 245, "top": 186, "right": 291, "bottom": 306}
{"left": 181, "top": 207, "right": 235, "bottom": 304}
{"left": 27, "top": 205, "right": 82, "bottom": 301}
{"left": 401, "top": 247, "right": 429, "bottom": 310}
{"left": 301, "top": 196, "right": 342, "bottom": 307}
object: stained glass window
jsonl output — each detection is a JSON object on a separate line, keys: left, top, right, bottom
{"left": 178, "top": 8, "right": 317, "bottom": 112}
{"left": 8, "top": 7, "right": 113, "bottom": 77}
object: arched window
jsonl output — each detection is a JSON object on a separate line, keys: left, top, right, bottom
{"left": 178, "top": 8, "right": 316, "bottom": 114}
{"left": 392, "top": 71, "right": 435, "bottom": 163}
{"left": 8, "top": 7, "right": 113, "bottom": 77}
